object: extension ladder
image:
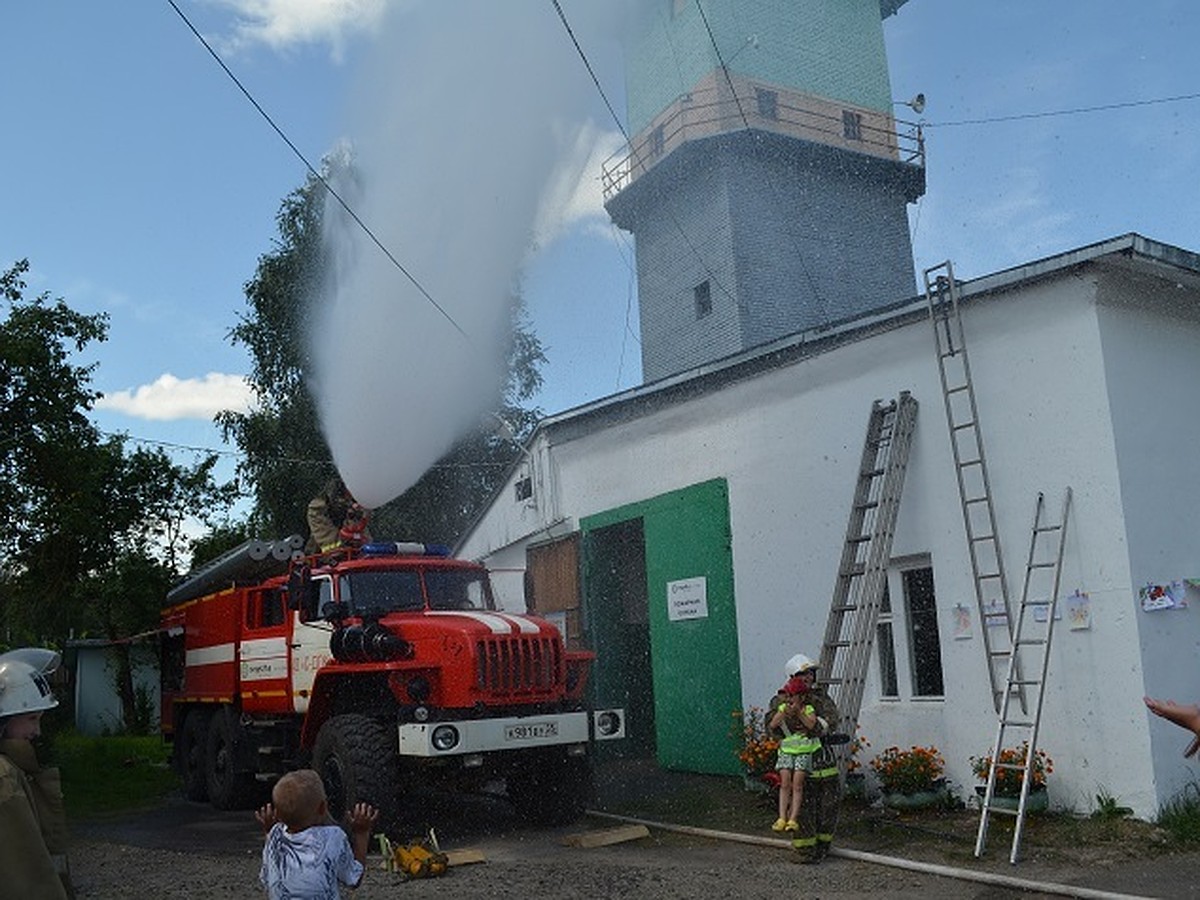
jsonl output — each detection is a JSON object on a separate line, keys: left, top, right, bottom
{"left": 817, "top": 392, "right": 918, "bottom": 736}
{"left": 924, "top": 261, "right": 1019, "bottom": 713}
{"left": 974, "top": 489, "right": 1072, "bottom": 864}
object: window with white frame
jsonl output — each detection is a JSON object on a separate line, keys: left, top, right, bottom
{"left": 876, "top": 582, "right": 899, "bottom": 697}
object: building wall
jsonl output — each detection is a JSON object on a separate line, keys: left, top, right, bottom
{"left": 625, "top": 0, "right": 895, "bottom": 135}
{"left": 72, "top": 643, "right": 161, "bottom": 736}
{"left": 462, "top": 262, "right": 1200, "bottom": 818}
{"left": 1095, "top": 269, "right": 1200, "bottom": 809}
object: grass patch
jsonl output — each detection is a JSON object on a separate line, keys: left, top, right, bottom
{"left": 1157, "top": 782, "right": 1200, "bottom": 843}
{"left": 49, "top": 731, "right": 179, "bottom": 819}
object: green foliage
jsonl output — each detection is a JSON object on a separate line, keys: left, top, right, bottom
{"left": 51, "top": 731, "right": 178, "bottom": 818}
{"left": 219, "top": 158, "right": 547, "bottom": 546}
{"left": 1157, "top": 783, "right": 1200, "bottom": 843}
{"left": 1093, "top": 786, "right": 1133, "bottom": 819}
{"left": 0, "top": 259, "right": 237, "bottom": 726}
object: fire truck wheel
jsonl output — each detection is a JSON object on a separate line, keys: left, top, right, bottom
{"left": 507, "top": 753, "right": 594, "bottom": 826}
{"left": 177, "top": 710, "right": 211, "bottom": 802}
{"left": 205, "top": 707, "right": 257, "bottom": 810}
{"left": 313, "top": 714, "right": 400, "bottom": 829}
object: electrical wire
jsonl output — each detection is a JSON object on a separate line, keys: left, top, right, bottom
{"left": 163, "top": 0, "right": 470, "bottom": 344}
{"left": 924, "top": 91, "right": 1200, "bottom": 128}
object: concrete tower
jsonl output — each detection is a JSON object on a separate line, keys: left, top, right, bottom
{"left": 604, "top": 0, "right": 925, "bottom": 382}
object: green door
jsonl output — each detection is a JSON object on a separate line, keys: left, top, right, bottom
{"left": 583, "top": 479, "right": 741, "bottom": 775}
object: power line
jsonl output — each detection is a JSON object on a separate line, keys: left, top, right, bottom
{"left": 925, "top": 91, "right": 1200, "bottom": 128}
{"left": 163, "top": 0, "right": 471, "bottom": 343}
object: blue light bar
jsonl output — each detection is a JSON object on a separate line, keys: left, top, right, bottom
{"left": 360, "top": 542, "right": 452, "bottom": 558}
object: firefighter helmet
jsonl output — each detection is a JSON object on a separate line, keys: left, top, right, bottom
{"left": 784, "top": 653, "right": 818, "bottom": 678}
{"left": 0, "top": 648, "right": 60, "bottom": 719}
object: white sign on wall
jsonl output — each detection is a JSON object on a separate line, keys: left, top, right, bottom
{"left": 667, "top": 576, "right": 709, "bottom": 622}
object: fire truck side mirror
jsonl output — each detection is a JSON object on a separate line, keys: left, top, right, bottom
{"left": 288, "top": 565, "right": 320, "bottom": 622}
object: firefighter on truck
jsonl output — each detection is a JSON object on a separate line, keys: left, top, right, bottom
{"left": 160, "top": 531, "right": 626, "bottom": 830}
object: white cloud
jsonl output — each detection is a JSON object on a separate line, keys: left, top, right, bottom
{"left": 207, "top": 0, "right": 391, "bottom": 60}
{"left": 96, "top": 373, "right": 253, "bottom": 421}
{"left": 532, "top": 123, "right": 626, "bottom": 251}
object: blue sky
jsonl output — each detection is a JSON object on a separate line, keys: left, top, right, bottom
{"left": 3, "top": 1, "right": 1198, "bottom": 512}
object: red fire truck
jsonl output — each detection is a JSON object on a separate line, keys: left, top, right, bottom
{"left": 160, "top": 537, "right": 625, "bottom": 826}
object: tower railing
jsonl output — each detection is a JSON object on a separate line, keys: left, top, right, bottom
{"left": 601, "top": 79, "right": 924, "bottom": 202}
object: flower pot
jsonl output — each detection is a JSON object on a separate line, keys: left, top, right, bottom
{"left": 844, "top": 772, "right": 866, "bottom": 799}
{"left": 975, "top": 785, "right": 1049, "bottom": 813}
{"left": 882, "top": 779, "right": 949, "bottom": 810}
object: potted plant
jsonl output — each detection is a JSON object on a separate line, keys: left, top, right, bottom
{"left": 730, "top": 706, "right": 779, "bottom": 792}
{"left": 869, "top": 744, "right": 948, "bottom": 809}
{"left": 844, "top": 730, "right": 871, "bottom": 798}
{"left": 970, "top": 742, "right": 1053, "bottom": 812}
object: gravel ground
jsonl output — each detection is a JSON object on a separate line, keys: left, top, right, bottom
{"left": 64, "top": 762, "right": 1200, "bottom": 899}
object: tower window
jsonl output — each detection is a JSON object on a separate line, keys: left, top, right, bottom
{"left": 649, "top": 124, "right": 665, "bottom": 159}
{"left": 842, "top": 110, "right": 863, "bottom": 141}
{"left": 755, "top": 88, "right": 778, "bottom": 121}
{"left": 514, "top": 476, "right": 533, "bottom": 502}
{"left": 694, "top": 280, "right": 712, "bottom": 319}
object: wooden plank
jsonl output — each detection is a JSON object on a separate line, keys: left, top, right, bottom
{"left": 444, "top": 848, "right": 487, "bottom": 866}
{"left": 561, "top": 824, "right": 651, "bottom": 849}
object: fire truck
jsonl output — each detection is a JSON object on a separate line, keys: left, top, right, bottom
{"left": 160, "top": 537, "right": 625, "bottom": 826}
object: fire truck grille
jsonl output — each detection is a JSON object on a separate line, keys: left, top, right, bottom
{"left": 475, "top": 636, "right": 562, "bottom": 695}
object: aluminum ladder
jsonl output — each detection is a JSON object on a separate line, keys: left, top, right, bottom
{"left": 817, "top": 392, "right": 918, "bottom": 736}
{"left": 924, "top": 261, "right": 1020, "bottom": 714}
{"left": 974, "top": 488, "right": 1072, "bottom": 864}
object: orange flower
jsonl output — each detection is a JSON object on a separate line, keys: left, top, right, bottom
{"left": 970, "top": 742, "right": 1052, "bottom": 795}
{"left": 730, "top": 706, "right": 780, "bottom": 777}
{"left": 869, "top": 744, "right": 945, "bottom": 793}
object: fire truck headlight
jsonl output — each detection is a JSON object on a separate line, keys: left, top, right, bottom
{"left": 431, "top": 724, "right": 459, "bottom": 752}
{"left": 413, "top": 706, "right": 429, "bottom": 722}
{"left": 594, "top": 709, "right": 625, "bottom": 739}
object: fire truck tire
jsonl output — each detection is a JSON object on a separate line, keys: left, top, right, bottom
{"left": 205, "top": 707, "right": 257, "bottom": 810}
{"left": 313, "top": 714, "right": 399, "bottom": 829}
{"left": 508, "top": 753, "right": 594, "bottom": 826}
{"left": 177, "top": 710, "right": 211, "bottom": 802}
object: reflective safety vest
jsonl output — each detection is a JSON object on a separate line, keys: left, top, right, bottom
{"left": 777, "top": 703, "right": 822, "bottom": 755}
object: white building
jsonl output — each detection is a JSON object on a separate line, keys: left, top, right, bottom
{"left": 458, "top": 234, "right": 1200, "bottom": 820}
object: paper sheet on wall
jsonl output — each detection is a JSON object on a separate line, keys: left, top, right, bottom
{"left": 952, "top": 603, "right": 972, "bottom": 639}
{"left": 1065, "top": 590, "right": 1091, "bottom": 630}
{"left": 1139, "top": 581, "right": 1186, "bottom": 612}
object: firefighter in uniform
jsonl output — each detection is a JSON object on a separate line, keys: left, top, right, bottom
{"left": 306, "top": 476, "right": 371, "bottom": 555}
{"left": 0, "top": 648, "right": 73, "bottom": 898}
{"left": 776, "top": 653, "right": 842, "bottom": 864}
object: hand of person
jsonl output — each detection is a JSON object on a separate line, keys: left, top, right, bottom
{"left": 345, "top": 802, "right": 379, "bottom": 835}
{"left": 255, "top": 803, "right": 279, "bottom": 833}
{"left": 1144, "top": 696, "right": 1200, "bottom": 757}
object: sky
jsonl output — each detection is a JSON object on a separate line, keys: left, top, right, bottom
{"left": 3, "top": 1, "right": 1198, "bottom": 517}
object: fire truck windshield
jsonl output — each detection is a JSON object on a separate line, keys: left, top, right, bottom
{"left": 340, "top": 571, "right": 423, "bottom": 616}
{"left": 424, "top": 569, "right": 494, "bottom": 612}
{"left": 338, "top": 568, "right": 495, "bottom": 616}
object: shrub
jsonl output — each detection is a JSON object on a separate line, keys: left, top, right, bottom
{"left": 970, "top": 742, "right": 1053, "bottom": 796}
{"left": 730, "top": 706, "right": 779, "bottom": 777}
{"left": 869, "top": 744, "right": 944, "bottom": 794}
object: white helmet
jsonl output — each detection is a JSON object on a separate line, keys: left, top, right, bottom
{"left": 0, "top": 648, "right": 60, "bottom": 718}
{"left": 785, "top": 653, "right": 818, "bottom": 678}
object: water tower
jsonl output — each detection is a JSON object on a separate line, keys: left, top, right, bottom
{"left": 604, "top": 0, "right": 925, "bottom": 382}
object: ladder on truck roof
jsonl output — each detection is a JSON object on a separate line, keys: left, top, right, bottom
{"left": 924, "top": 261, "right": 1021, "bottom": 714}
{"left": 975, "top": 488, "right": 1072, "bottom": 864}
{"left": 817, "top": 392, "right": 918, "bottom": 737}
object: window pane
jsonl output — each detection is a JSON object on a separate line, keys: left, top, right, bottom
{"left": 904, "top": 567, "right": 944, "bottom": 696}
{"left": 876, "top": 621, "right": 898, "bottom": 697}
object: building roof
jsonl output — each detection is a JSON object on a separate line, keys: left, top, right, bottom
{"left": 539, "top": 234, "right": 1200, "bottom": 440}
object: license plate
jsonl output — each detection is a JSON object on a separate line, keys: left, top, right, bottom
{"left": 505, "top": 722, "right": 558, "bottom": 741}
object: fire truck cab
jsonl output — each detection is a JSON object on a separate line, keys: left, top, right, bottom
{"left": 160, "top": 538, "right": 625, "bottom": 827}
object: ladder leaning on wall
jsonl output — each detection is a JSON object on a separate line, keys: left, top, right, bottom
{"left": 974, "top": 488, "right": 1073, "bottom": 864}
{"left": 923, "top": 261, "right": 1021, "bottom": 714}
{"left": 816, "top": 392, "right": 918, "bottom": 738}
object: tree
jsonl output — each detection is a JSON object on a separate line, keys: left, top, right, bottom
{"left": 1, "top": 260, "right": 237, "bottom": 727}
{"left": 220, "top": 161, "right": 547, "bottom": 546}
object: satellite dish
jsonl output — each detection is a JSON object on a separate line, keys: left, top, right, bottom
{"left": 909, "top": 93, "right": 926, "bottom": 115}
